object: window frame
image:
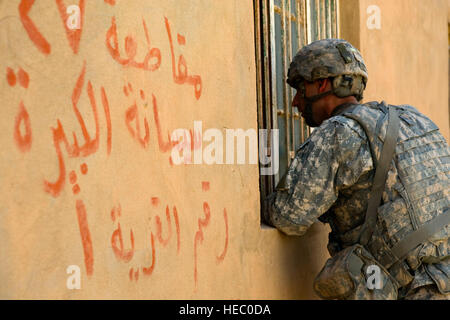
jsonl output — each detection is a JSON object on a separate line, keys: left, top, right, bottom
{"left": 254, "top": 0, "right": 340, "bottom": 223}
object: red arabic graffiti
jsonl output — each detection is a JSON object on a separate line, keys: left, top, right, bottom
{"left": 123, "top": 82, "right": 174, "bottom": 154}
{"left": 105, "top": 16, "right": 202, "bottom": 100}
{"left": 155, "top": 205, "right": 173, "bottom": 247}
{"left": 216, "top": 208, "right": 229, "bottom": 264}
{"left": 43, "top": 62, "right": 112, "bottom": 197}
{"left": 14, "top": 101, "right": 32, "bottom": 153}
{"left": 7, "top": 67, "right": 30, "bottom": 88}
{"left": 193, "top": 201, "right": 211, "bottom": 287}
{"left": 193, "top": 182, "right": 229, "bottom": 288}
{"left": 11, "top": 1, "right": 229, "bottom": 290}
{"left": 164, "top": 17, "right": 202, "bottom": 100}
{"left": 111, "top": 204, "right": 135, "bottom": 262}
{"left": 17, "top": 68, "right": 29, "bottom": 88}
{"left": 6, "top": 67, "right": 16, "bottom": 86}
{"left": 75, "top": 199, "right": 94, "bottom": 276}
{"left": 101, "top": 87, "right": 112, "bottom": 155}
{"left": 106, "top": 17, "right": 161, "bottom": 71}
{"left": 124, "top": 83, "right": 150, "bottom": 148}
{"left": 19, "top": 0, "right": 51, "bottom": 55}
{"left": 141, "top": 232, "right": 155, "bottom": 278}
{"left": 7, "top": 67, "right": 32, "bottom": 153}
{"left": 68, "top": 163, "right": 88, "bottom": 195}
{"left": 106, "top": 184, "right": 229, "bottom": 287}
{"left": 109, "top": 198, "right": 179, "bottom": 282}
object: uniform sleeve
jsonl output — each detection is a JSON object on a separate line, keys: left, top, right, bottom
{"left": 267, "top": 118, "right": 373, "bottom": 236}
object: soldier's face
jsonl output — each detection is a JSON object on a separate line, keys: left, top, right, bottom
{"left": 292, "top": 81, "right": 321, "bottom": 127}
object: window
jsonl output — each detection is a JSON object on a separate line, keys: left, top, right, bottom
{"left": 254, "top": 0, "right": 340, "bottom": 219}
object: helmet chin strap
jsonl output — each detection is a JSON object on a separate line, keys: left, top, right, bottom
{"left": 303, "top": 90, "right": 334, "bottom": 127}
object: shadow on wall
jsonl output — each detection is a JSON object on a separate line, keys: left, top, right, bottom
{"left": 277, "top": 222, "right": 330, "bottom": 299}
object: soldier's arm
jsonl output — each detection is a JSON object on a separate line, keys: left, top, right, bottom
{"left": 265, "top": 118, "right": 372, "bottom": 236}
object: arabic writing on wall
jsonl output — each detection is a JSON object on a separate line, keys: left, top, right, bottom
{"left": 7, "top": 0, "right": 227, "bottom": 289}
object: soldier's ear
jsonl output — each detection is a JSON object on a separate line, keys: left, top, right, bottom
{"left": 317, "top": 78, "right": 329, "bottom": 93}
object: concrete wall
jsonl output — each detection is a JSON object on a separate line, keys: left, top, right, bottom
{"left": 1, "top": 0, "right": 447, "bottom": 300}
{"left": 0, "top": 0, "right": 329, "bottom": 299}
{"left": 341, "top": 0, "right": 449, "bottom": 141}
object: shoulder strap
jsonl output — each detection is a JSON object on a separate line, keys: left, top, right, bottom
{"left": 358, "top": 106, "right": 400, "bottom": 246}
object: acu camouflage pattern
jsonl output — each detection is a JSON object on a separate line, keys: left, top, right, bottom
{"left": 267, "top": 101, "right": 450, "bottom": 299}
{"left": 404, "top": 284, "right": 450, "bottom": 300}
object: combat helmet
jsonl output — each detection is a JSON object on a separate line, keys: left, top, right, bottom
{"left": 287, "top": 39, "right": 368, "bottom": 101}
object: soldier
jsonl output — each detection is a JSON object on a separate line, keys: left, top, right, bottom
{"left": 265, "top": 39, "right": 449, "bottom": 300}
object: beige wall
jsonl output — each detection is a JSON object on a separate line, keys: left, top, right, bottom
{"left": 341, "top": 0, "right": 449, "bottom": 141}
{"left": 0, "top": 0, "right": 329, "bottom": 299}
{"left": 3, "top": 0, "right": 446, "bottom": 301}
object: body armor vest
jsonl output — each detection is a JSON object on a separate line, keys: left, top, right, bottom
{"left": 332, "top": 101, "right": 450, "bottom": 288}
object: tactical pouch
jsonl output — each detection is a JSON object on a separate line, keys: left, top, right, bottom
{"left": 313, "top": 244, "right": 399, "bottom": 300}
{"left": 425, "top": 262, "right": 450, "bottom": 294}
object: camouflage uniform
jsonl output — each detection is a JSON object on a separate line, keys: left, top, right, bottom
{"left": 266, "top": 39, "right": 450, "bottom": 300}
